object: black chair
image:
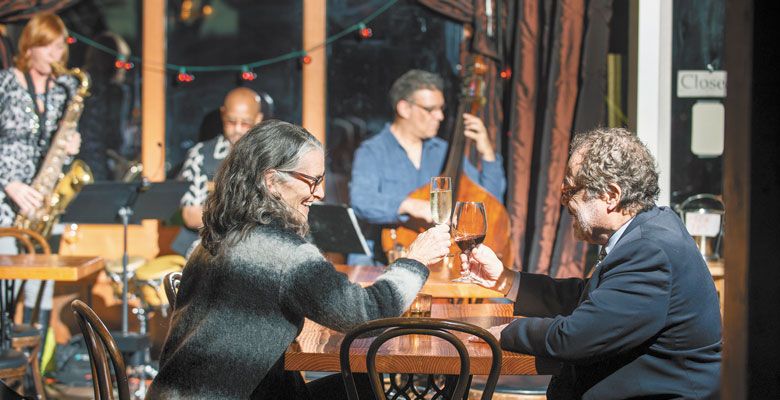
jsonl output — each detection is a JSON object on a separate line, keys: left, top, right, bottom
{"left": 70, "top": 300, "right": 130, "bottom": 400}
{"left": 163, "top": 271, "right": 182, "bottom": 311}
{"left": 339, "top": 317, "right": 502, "bottom": 400}
{"left": 0, "top": 227, "right": 51, "bottom": 398}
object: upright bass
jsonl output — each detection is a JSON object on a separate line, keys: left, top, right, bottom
{"left": 381, "top": 57, "right": 513, "bottom": 268}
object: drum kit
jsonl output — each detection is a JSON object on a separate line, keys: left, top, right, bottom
{"left": 104, "top": 254, "right": 185, "bottom": 398}
{"left": 55, "top": 180, "right": 189, "bottom": 398}
{"left": 105, "top": 255, "right": 185, "bottom": 318}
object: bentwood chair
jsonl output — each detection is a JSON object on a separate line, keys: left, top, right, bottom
{"left": 0, "top": 348, "right": 27, "bottom": 397}
{"left": 70, "top": 300, "right": 130, "bottom": 400}
{"left": 339, "top": 317, "right": 502, "bottom": 400}
{"left": 163, "top": 271, "right": 182, "bottom": 311}
{"left": 0, "top": 227, "right": 51, "bottom": 398}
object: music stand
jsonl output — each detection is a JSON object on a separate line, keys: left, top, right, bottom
{"left": 61, "top": 181, "right": 188, "bottom": 334}
{"left": 307, "top": 203, "right": 370, "bottom": 255}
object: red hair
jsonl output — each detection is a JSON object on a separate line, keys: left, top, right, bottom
{"left": 14, "top": 13, "right": 69, "bottom": 72}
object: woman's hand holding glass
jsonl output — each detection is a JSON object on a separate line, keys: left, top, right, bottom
{"left": 458, "top": 244, "right": 505, "bottom": 290}
{"left": 405, "top": 224, "right": 451, "bottom": 266}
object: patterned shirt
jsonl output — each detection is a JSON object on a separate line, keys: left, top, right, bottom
{"left": 179, "top": 135, "right": 231, "bottom": 207}
{"left": 173, "top": 135, "right": 231, "bottom": 256}
{"left": 0, "top": 68, "right": 77, "bottom": 226}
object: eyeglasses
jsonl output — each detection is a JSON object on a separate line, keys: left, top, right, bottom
{"left": 278, "top": 170, "right": 324, "bottom": 194}
{"left": 408, "top": 101, "right": 446, "bottom": 115}
{"left": 560, "top": 183, "right": 585, "bottom": 205}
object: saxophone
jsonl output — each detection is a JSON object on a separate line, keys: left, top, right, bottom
{"left": 14, "top": 63, "right": 94, "bottom": 237}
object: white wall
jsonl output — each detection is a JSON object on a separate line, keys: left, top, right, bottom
{"left": 635, "top": 0, "right": 673, "bottom": 207}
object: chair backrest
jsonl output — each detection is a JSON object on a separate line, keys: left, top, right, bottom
{"left": 163, "top": 271, "right": 182, "bottom": 310}
{"left": 0, "top": 227, "right": 51, "bottom": 255}
{"left": 0, "top": 227, "right": 51, "bottom": 325}
{"left": 339, "top": 317, "right": 502, "bottom": 400}
{"left": 71, "top": 300, "right": 130, "bottom": 400}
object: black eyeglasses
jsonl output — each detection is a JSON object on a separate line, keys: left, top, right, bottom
{"left": 408, "top": 101, "right": 446, "bottom": 115}
{"left": 561, "top": 183, "right": 585, "bottom": 205}
{"left": 278, "top": 170, "right": 324, "bottom": 194}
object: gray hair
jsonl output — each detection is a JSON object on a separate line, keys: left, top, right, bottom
{"left": 388, "top": 69, "right": 444, "bottom": 111}
{"left": 569, "top": 127, "right": 659, "bottom": 213}
{"left": 201, "top": 120, "right": 322, "bottom": 255}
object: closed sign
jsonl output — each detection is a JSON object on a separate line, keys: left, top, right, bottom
{"left": 677, "top": 70, "right": 727, "bottom": 98}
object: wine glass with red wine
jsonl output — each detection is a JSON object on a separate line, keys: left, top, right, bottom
{"left": 451, "top": 201, "right": 489, "bottom": 285}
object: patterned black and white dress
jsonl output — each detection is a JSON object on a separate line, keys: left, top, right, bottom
{"left": 0, "top": 68, "right": 77, "bottom": 227}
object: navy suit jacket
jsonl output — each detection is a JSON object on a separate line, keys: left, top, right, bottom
{"left": 502, "top": 206, "right": 722, "bottom": 399}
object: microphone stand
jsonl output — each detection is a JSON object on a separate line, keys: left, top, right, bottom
{"left": 113, "top": 180, "right": 153, "bottom": 399}
{"left": 118, "top": 206, "right": 132, "bottom": 335}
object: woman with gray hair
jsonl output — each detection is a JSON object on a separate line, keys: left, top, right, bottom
{"left": 147, "top": 120, "right": 451, "bottom": 399}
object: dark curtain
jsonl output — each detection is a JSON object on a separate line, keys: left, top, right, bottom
{"left": 0, "top": 0, "right": 77, "bottom": 69}
{"left": 419, "top": 0, "right": 613, "bottom": 277}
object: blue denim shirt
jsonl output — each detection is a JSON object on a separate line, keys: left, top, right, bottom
{"left": 349, "top": 124, "right": 506, "bottom": 262}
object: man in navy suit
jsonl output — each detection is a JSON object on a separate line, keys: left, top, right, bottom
{"left": 462, "top": 127, "right": 722, "bottom": 399}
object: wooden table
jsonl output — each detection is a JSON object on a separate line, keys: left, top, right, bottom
{"left": 286, "top": 304, "right": 546, "bottom": 375}
{"left": 335, "top": 263, "right": 504, "bottom": 299}
{"left": 0, "top": 255, "right": 105, "bottom": 281}
{"left": 0, "top": 254, "right": 104, "bottom": 347}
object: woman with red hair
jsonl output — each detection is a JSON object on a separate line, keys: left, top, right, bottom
{"left": 0, "top": 12, "right": 82, "bottom": 348}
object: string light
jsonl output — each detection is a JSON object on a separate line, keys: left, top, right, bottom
{"left": 357, "top": 23, "right": 373, "bottom": 39}
{"left": 114, "top": 55, "right": 134, "bottom": 71}
{"left": 176, "top": 68, "right": 194, "bottom": 83}
{"left": 500, "top": 67, "right": 512, "bottom": 80}
{"left": 240, "top": 66, "right": 257, "bottom": 81}
{"left": 66, "top": 0, "right": 400, "bottom": 81}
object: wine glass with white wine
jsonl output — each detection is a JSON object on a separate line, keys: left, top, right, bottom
{"left": 430, "top": 177, "right": 452, "bottom": 225}
{"left": 431, "top": 176, "right": 454, "bottom": 262}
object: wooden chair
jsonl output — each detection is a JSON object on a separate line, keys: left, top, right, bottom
{"left": 163, "top": 271, "right": 182, "bottom": 311}
{"left": 70, "top": 300, "right": 130, "bottom": 400}
{"left": 339, "top": 317, "right": 502, "bottom": 400}
{"left": 0, "top": 348, "right": 28, "bottom": 397}
{"left": 0, "top": 227, "right": 51, "bottom": 398}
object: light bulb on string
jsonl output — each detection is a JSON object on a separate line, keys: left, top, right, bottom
{"left": 240, "top": 66, "right": 256, "bottom": 81}
{"left": 499, "top": 67, "right": 512, "bottom": 80}
{"left": 176, "top": 68, "right": 194, "bottom": 83}
{"left": 115, "top": 56, "right": 134, "bottom": 71}
{"left": 357, "top": 23, "right": 373, "bottom": 40}
{"left": 66, "top": 36, "right": 76, "bottom": 45}
{"left": 301, "top": 54, "right": 312, "bottom": 65}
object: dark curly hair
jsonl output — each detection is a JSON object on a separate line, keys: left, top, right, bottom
{"left": 200, "top": 120, "right": 322, "bottom": 255}
{"left": 569, "top": 127, "right": 660, "bottom": 214}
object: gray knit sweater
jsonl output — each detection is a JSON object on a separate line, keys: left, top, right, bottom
{"left": 146, "top": 223, "right": 429, "bottom": 399}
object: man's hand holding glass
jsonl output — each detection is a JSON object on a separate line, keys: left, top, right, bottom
{"left": 458, "top": 244, "right": 516, "bottom": 295}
